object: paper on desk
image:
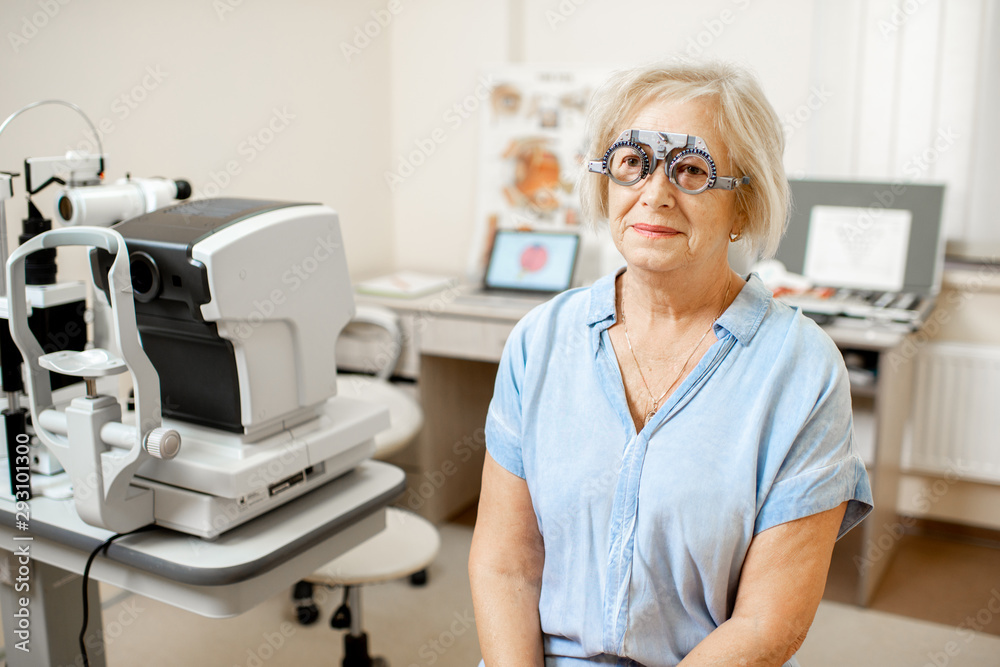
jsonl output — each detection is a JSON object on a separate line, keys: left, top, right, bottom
{"left": 803, "top": 205, "right": 911, "bottom": 291}
{"left": 355, "top": 271, "right": 456, "bottom": 298}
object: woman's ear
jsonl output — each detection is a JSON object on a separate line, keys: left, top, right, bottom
{"left": 730, "top": 209, "right": 748, "bottom": 242}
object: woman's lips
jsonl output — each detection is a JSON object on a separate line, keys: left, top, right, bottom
{"left": 631, "top": 223, "right": 680, "bottom": 238}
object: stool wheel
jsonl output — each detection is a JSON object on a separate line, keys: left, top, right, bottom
{"left": 293, "top": 580, "right": 314, "bottom": 600}
{"left": 409, "top": 569, "right": 428, "bottom": 586}
{"left": 331, "top": 586, "right": 352, "bottom": 629}
{"left": 331, "top": 603, "right": 351, "bottom": 629}
{"left": 330, "top": 602, "right": 351, "bottom": 630}
{"left": 292, "top": 581, "right": 319, "bottom": 626}
{"left": 296, "top": 603, "right": 320, "bottom": 626}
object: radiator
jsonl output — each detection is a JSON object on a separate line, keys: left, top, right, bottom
{"left": 905, "top": 342, "right": 1000, "bottom": 484}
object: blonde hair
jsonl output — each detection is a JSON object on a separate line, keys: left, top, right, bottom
{"left": 578, "top": 60, "right": 789, "bottom": 259}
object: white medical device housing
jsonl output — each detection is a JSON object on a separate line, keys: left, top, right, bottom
{"left": 55, "top": 177, "right": 192, "bottom": 227}
{"left": 91, "top": 198, "right": 352, "bottom": 438}
{"left": 69, "top": 198, "right": 389, "bottom": 537}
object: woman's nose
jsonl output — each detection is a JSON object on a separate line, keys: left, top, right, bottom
{"left": 638, "top": 164, "right": 676, "bottom": 208}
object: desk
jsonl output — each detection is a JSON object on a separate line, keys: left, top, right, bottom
{"left": 357, "top": 286, "right": 916, "bottom": 607}
{"left": 354, "top": 288, "right": 533, "bottom": 523}
{"left": 0, "top": 461, "right": 405, "bottom": 666}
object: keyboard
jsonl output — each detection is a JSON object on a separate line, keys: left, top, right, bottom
{"left": 776, "top": 287, "right": 932, "bottom": 328}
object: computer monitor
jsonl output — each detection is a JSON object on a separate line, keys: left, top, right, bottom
{"left": 777, "top": 179, "right": 946, "bottom": 297}
{"left": 483, "top": 229, "right": 580, "bottom": 294}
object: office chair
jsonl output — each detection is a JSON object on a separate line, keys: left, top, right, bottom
{"left": 292, "top": 304, "right": 440, "bottom": 667}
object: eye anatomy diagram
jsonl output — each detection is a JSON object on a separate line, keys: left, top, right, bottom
{"left": 470, "top": 66, "right": 609, "bottom": 280}
{"left": 502, "top": 138, "right": 562, "bottom": 215}
{"left": 519, "top": 243, "right": 549, "bottom": 278}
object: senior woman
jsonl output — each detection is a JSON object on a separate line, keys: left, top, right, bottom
{"left": 468, "top": 60, "right": 873, "bottom": 667}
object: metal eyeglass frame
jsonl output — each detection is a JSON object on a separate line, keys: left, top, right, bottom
{"left": 587, "top": 129, "right": 751, "bottom": 194}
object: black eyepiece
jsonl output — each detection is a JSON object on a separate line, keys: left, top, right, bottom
{"left": 57, "top": 194, "right": 74, "bottom": 222}
{"left": 174, "top": 180, "right": 192, "bottom": 200}
{"left": 129, "top": 252, "right": 161, "bottom": 303}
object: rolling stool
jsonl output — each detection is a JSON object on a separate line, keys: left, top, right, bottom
{"left": 292, "top": 305, "right": 440, "bottom": 667}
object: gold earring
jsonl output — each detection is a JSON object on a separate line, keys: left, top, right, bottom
{"left": 729, "top": 231, "right": 742, "bottom": 243}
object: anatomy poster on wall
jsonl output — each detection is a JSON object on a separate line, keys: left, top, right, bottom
{"left": 467, "top": 65, "right": 609, "bottom": 280}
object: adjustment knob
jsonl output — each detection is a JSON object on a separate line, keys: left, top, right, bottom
{"left": 144, "top": 428, "right": 181, "bottom": 460}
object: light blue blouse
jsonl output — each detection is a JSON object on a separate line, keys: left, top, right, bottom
{"left": 484, "top": 270, "right": 873, "bottom": 667}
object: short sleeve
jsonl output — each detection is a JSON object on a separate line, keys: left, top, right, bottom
{"left": 754, "top": 353, "right": 874, "bottom": 539}
{"left": 484, "top": 319, "right": 528, "bottom": 479}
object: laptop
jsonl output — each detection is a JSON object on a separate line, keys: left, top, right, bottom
{"left": 772, "top": 179, "right": 946, "bottom": 331}
{"left": 457, "top": 229, "right": 581, "bottom": 307}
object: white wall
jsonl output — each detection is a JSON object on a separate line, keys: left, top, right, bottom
{"left": 1, "top": 0, "right": 395, "bottom": 281}
{"left": 387, "top": 0, "right": 511, "bottom": 279}
{"left": 805, "top": 0, "right": 997, "bottom": 251}
{"left": 965, "top": 0, "right": 1000, "bottom": 257}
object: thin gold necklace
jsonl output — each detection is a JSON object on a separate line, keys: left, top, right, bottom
{"left": 621, "top": 280, "right": 730, "bottom": 426}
